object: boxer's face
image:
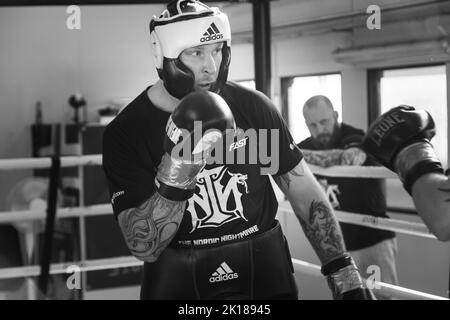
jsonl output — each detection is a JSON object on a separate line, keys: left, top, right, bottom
{"left": 180, "top": 42, "right": 223, "bottom": 91}
{"left": 304, "top": 103, "right": 339, "bottom": 147}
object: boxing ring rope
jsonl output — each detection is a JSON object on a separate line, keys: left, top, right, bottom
{"left": 278, "top": 205, "right": 435, "bottom": 239}
{"left": 291, "top": 259, "right": 448, "bottom": 300}
{"left": 0, "top": 204, "right": 435, "bottom": 239}
{"left": 0, "top": 256, "right": 142, "bottom": 280}
{"left": 307, "top": 164, "right": 399, "bottom": 179}
{"left": 0, "top": 255, "right": 446, "bottom": 300}
{"left": 0, "top": 155, "right": 398, "bottom": 178}
{"left": 0, "top": 154, "right": 446, "bottom": 300}
{"left": 0, "top": 155, "right": 102, "bottom": 171}
{"left": 0, "top": 205, "right": 111, "bottom": 224}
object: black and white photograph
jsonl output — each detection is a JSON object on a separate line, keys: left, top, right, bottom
{"left": 0, "top": 0, "right": 449, "bottom": 305}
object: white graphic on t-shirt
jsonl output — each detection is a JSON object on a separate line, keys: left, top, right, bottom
{"left": 186, "top": 165, "right": 249, "bottom": 233}
{"left": 318, "top": 178, "right": 341, "bottom": 209}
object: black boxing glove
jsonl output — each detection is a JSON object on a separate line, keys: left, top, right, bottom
{"left": 362, "top": 105, "right": 444, "bottom": 194}
{"left": 321, "top": 254, "right": 376, "bottom": 300}
{"left": 155, "top": 91, "right": 235, "bottom": 201}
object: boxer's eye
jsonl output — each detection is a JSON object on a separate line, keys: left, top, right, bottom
{"left": 185, "top": 49, "right": 202, "bottom": 57}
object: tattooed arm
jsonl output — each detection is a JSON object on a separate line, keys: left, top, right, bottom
{"left": 300, "top": 149, "right": 344, "bottom": 168}
{"left": 273, "top": 158, "right": 346, "bottom": 264}
{"left": 301, "top": 148, "right": 366, "bottom": 167}
{"left": 117, "top": 193, "right": 186, "bottom": 263}
{"left": 411, "top": 173, "right": 450, "bottom": 241}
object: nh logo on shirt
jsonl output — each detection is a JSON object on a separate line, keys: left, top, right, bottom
{"left": 186, "top": 166, "right": 248, "bottom": 233}
{"left": 209, "top": 262, "right": 239, "bottom": 283}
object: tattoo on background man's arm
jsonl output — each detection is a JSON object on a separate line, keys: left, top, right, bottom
{"left": 273, "top": 166, "right": 304, "bottom": 190}
{"left": 118, "top": 193, "right": 186, "bottom": 261}
{"left": 301, "top": 149, "right": 343, "bottom": 167}
{"left": 297, "top": 200, "right": 345, "bottom": 264}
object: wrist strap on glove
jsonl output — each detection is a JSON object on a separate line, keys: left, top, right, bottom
{"left": 155, "top": 153, "right": 205, "bottom": 201}
{"left": 154, "top": 179, "right": 195, "bottom": 201}
{"left": 321, "top": 254, "right": 364, "bottom": 299}
{"left": 394, "top": 141, "right": 444, "bottom": 195}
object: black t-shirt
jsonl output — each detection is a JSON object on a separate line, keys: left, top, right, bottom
{"left": 103, "top": 82, "right": 303, "bottom": 246}
{"left": 298, "top": 123, "right": 395, "bottom": 251}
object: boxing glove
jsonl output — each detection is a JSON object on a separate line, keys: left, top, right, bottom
{"left": 362, "top": 105, "right": 443, "bottom": 194}
{"left": 321, "top": 254, "right": 376, "bottom": 300}
{"left": 155, "top": 91, "right": 235, "bottom": 201}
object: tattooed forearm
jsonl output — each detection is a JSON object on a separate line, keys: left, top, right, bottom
{"left": 118, "top": 192, "right": 186, "bottom": 262}
{"left": 297, "top": 200, "right": 346, "bottom": 264}
{"left": 301, "top": 149, "right": 344, "bottom": 168}
{"left": 273, "top": 166, "right": 304, "bottom": 190}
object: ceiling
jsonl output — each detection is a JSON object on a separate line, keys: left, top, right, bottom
{"left": 0, "top": 0, "right": 246, "bottom": 6}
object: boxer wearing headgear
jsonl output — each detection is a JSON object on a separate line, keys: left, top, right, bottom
{"left": 103, "top": 0, "right": 375, "bottom": 299}
{"left": 363, "top": 106, "right": 450, "bottom": 241}
{"left": 149, "top": 0, "right": 231, "bottom": 99}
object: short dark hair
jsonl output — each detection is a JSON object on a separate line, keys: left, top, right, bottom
{"left": 303, "top": 95, "right": 334, "bottom": 112}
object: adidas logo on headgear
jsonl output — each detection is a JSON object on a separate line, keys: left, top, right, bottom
{"left": 209, "top": 262, "right": 239, "bottom": 283}
{"left": 200, "top": 22, "right": 223, "bottom": 43}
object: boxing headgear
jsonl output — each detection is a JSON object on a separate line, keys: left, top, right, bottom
{"left": 149, "top": 0, "right": 231, "bottom": 99}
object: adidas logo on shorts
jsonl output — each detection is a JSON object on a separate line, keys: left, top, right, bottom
{"left": 209, "top": 262, "right": 239, "bottom": 283}
{"left": 200, "top": 22, "right": 223, "bottom": 43}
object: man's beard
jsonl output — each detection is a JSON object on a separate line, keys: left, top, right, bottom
{"left": 312, "top": 123, "right": 341, "bottom": 149}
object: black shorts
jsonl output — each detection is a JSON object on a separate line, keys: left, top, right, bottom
{"left": 140, "top": 220, "right": 298, "bottom": 300}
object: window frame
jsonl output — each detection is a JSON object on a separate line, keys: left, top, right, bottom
{"left": 367, "top": 62, "right": 445, "bottom": 123}
{"left": 367, "top": 62, "right": 449, "bottom": 213}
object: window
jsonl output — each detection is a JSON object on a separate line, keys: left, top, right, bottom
{"left": 282, "top": 74, "right": 342, "bottom": 144}
{"left": 379, "top": 65, "right": 447, "bottom": 168}
{"left": 372, "top": 65, "right": 448, "bottom": 209}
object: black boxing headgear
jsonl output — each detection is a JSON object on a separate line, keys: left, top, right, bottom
{"left": 149, "top": 0, "right": 231, "bottom": 99}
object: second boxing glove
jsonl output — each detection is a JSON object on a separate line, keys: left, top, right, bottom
{"left": 362, "top": 105, "right": 443, "bottom": 194}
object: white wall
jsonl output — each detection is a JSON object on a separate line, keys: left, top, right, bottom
{"left": 0, "top": 5, "right": 162, "bottom": 209}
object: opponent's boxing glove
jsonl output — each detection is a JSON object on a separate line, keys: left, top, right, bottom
{"left": 155, "top": 91, "right": 235, "bottom": 201}
{"left": 321, "top": 254, "right": 376, "bottom": 300}
{"left": 362, "top": 105, "right": 443, "bottom": 194}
